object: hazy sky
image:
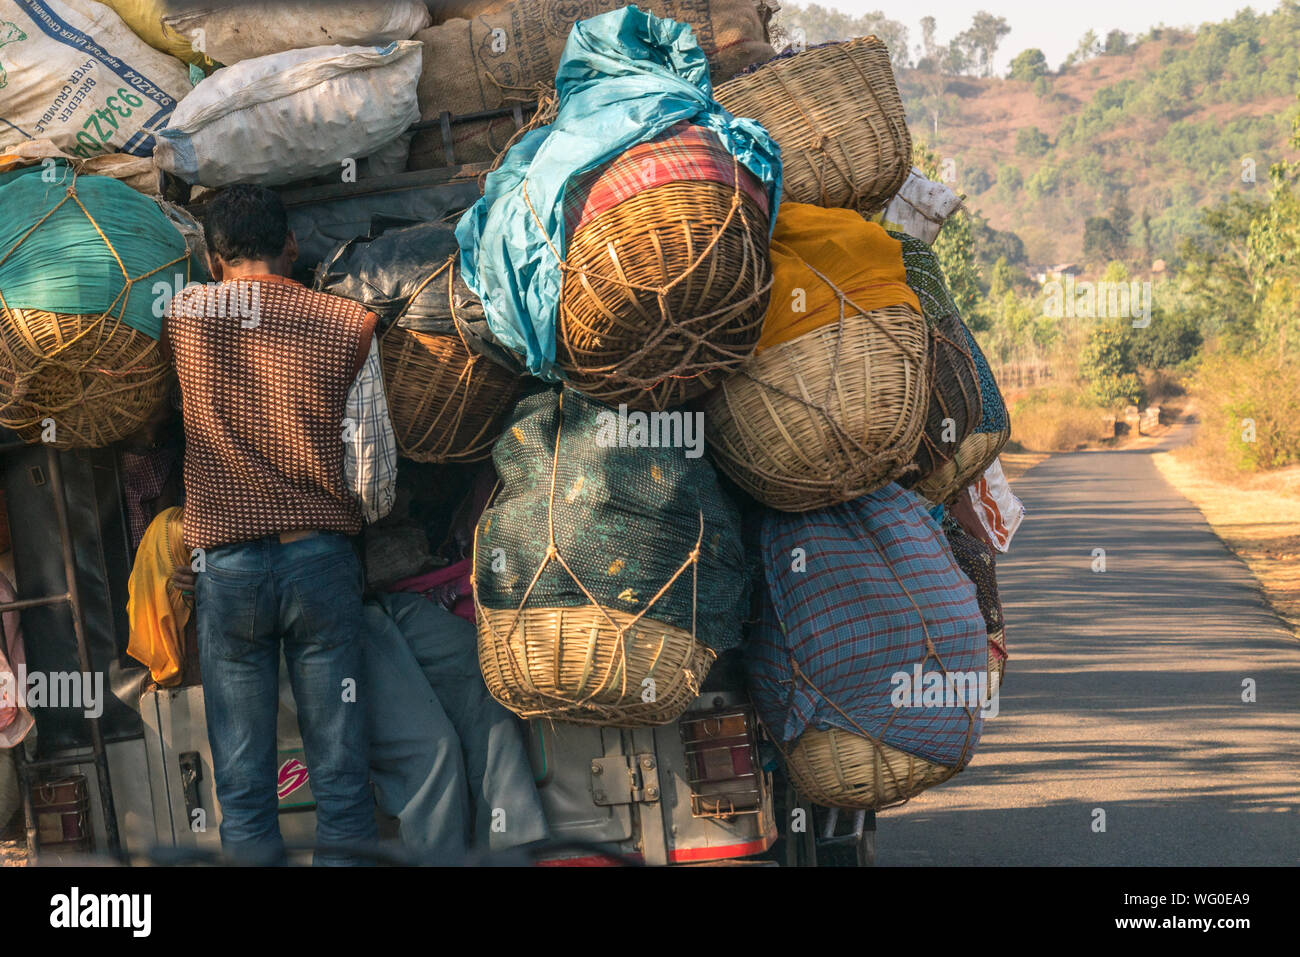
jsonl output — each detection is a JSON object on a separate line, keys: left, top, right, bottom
{"left": 787, "top": 1, "right": 1280, "bottom": 72}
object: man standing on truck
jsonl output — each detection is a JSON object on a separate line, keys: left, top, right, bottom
{"left": 165, "top": 184, "right": 395, "bottom": 865}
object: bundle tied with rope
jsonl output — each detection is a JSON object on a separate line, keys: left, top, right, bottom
{"left": 316, "top": 221, "right": 522, "bottom": 463}
{"left": 0, "top": 164, "right": 199, "bottom": 448}
{"left": 704, "top": 203, "right": 929, "bottom": 512}
{"left": 909, "top": 311, "right": 983, "bottom": 485}
{"left": 474, "top": 388, "right": 748, "bottom": 726}
{"left": 555, "top": 122, "right": 773, "bottom": 411}
{"left": 715, "top": 35, "right": 912, "bottom": 214}
{"left": 746, "top": 483, "right": 988, "bottom": 809}
{"left": 453, "top": 5, "right": 784, "bottom": 412}
{"left": 943, "top": 516, "right": 1009, "bottom": 701}
{"left": 894, "top": 232, "right": 1010, "bottom": 504}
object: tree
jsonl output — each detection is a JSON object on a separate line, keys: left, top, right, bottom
{"left": 955, "top": 11, "right": 1011, "bottom": 78}
{"left": 916, "top": 142, "right": 987, "bottom": 329}
{"left": 1246, "top": 91, "right": 1300, "bottom": 359}
{"left": 1063, "top": 29, "right": 1101, "bottom": 68}
{"left": 1083, "top": 198, "right": 1132, "bottom": 264}
{"left": 1083, "top": 217, "right": 1125, "bottom": 264}
{"left": 914, "top": 16, "right": 960, "bottom": 135}
{"left": 773, "top": 4, "right": 911, "bottom": 69}
{"left": 1014, "top": 125, "right": 1051, "bottom": 157}
{"left": 1177, "top": 195, "right": 1265, "bottom": 351}
{"left": 1103, "top": 29, "right": 1131, "bottom": 54}
{"left": 1008, "top": 47, "right": 1048, "bottom": 81}
{"left": 1081, "top": 322, "right": 1143, "bottom": 406}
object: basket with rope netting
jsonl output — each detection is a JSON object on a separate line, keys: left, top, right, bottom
{"left": 905, "top": 311, "right": 983, "bottom": 487}
{"left": 0, "top": 170, "right": 190, "bottom": 448}
{"left": 703, "top": 265, "right": 930, "bottom": 513}
{"left": 534, "top": 133, "right": 772, "bottom": 412}
{"left": 375, "top": 257, "right": 522, "bottom": 464}
{"left": 473, "top": 388, "right": 748, "bottom": 725}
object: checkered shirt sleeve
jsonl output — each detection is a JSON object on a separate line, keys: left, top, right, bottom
{"left": 343, "top": 337, "right": 397, "bottom": 523}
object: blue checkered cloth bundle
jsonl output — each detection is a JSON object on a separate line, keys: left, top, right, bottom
{"left": 746, "top": 482, "right": 988, "bottom": 767}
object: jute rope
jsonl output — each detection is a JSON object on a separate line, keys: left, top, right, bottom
{"left": 763, "top": 518, "right": 981, "bottom": 809}
{"left": 0, "top": 170, "right": 185, "bottom": 443}
{"left": 473, "top": 389, "right": 712, "bottom": 721}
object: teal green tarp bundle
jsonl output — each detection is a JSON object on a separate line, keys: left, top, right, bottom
{"left": 455, "top": 5, "right": 782, "bottom": 381}
{"left": 0, "top": 164, "right": 195, "bottom": 340}
{"left": 475, "top": 388, "right": 748, "bottom": 652}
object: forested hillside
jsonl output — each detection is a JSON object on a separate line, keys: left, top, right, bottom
{"left": 774, "top": 3, "right": 1300, "bottom": 270}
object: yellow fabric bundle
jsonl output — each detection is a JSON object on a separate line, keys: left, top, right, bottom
{"left": 126, "top": 507, "right": 190, "bottom": 687}
{"left": 757, "top": 203, "right": 922, "bottom": 353}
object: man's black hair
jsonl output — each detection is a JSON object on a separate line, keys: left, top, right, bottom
{"left": 203, "top": 184, "right": 290, "bottom": 263}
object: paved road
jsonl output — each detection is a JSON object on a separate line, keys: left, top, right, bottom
{"left": 878, "top": 426, "right": 1300, "bottom": 865}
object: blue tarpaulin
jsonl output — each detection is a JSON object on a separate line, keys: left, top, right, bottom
{"left": 455, "top": 5, "right": 782, "bottom": 380}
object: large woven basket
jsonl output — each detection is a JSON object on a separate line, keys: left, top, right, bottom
{"left": 715, "top": 37, "right": 912, "bottom": 214}
{"left": 477, "top": 604, "right": 715, "bottom": 726}
{"left": 0, "top": 308, "right": 169, "bottom": 448}
{"left": 704, "top": 303, "right": 928, "bottom": 511}
{"left": 915, "top": 425, "right": 1010, "bottom": 505}
{"left": 381, "top": 325, "right": 520, "bottom": 463}
{"left": 909, "top": 313, "right": 982, "bottom": 485}
{"left": 557, "top": 181, "right": 771, "bottom": 411}
{"left": 784, "top": 727, "right": 960, "bottom": 810}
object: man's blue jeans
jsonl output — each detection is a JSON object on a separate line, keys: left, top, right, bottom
{"left": 197, "top": 533, "right": 377, "bottom": 866}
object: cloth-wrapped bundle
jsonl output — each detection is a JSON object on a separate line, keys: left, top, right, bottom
{"left": 746, "top": 483, "right": 988, "bottom": 808}
{"left": 455, "top": 6, "right": 782, "bottom": 406}
{"left": 894, "top": 233, "right": 1009, "bottom": 503}
{"left": 704, "top": 203, "right": 928, "bottom": 511}
{"left": 0, "top": 165, "right": 198, "bottom": 447}
{"left": 943, "top": 517, "right": 1008, "bottom": 699}
{"left": 316, "top": 221, "right": 521, "bottom": 463}
{"left": 475, "top": 388, "right": 749, "bottom": 726}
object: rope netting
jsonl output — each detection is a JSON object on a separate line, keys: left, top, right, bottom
{"left": 473, "top": 390, "right": 717, "bottom": 725}
{"left": 0, "top": 171, "right": 186, "bottom": 446}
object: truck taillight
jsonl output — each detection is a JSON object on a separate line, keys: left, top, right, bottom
{"left": 679, "top": 707, "right": 763, "bottom": 818}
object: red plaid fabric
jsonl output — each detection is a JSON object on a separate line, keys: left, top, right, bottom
{"left": 564, "top": 121, "right": 770, "bottom": 237}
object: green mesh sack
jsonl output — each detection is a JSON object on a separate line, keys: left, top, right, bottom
{"left": 475, "top": 388, "right": 748, "bottom": 653}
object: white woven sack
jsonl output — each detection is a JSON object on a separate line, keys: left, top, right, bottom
{"left": 161, "top": 0, "right": 430, "bottom": 65}
{"left": 0, "top": 0, "right": 191, "bottom": 158}
{"left": 154, "top": 41, "right": 422, "bottom": 187}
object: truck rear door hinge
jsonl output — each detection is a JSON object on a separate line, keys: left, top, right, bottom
{"left": 590, "top": 753, "right": 660, "bottom": 806}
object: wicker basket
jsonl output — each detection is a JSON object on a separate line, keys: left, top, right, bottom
{"left": 909, "top": 313, "right": 982, "bottom": 485}
{"left": 557, "top": 181, "right": 771, "bottom": 411}
{"left": 0, "top": 308, "right": 169, "bottom": 448}
{"left": 715, "top": 36, "right": 912, "bottom": 214}
{"left": 704, "top": 303, "right": 928, "bottom": 511}
{"left": 477, "top": 604, "right": 715, "bottom": 726}
{"left": 381, "top": 325, "right": 520, "bottom": 463}
{"left": 784, "top": 727, "right": 960, "bottom": 809}
{"left": 915, "top": 425, "right": 1010, "bottom": 505}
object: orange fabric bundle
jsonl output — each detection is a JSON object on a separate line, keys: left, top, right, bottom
{"left": 757, "top": 203, "right": 921, "bottom": 353}
{"left": 126, "top": 507, "right": 190, "bottom": 687}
